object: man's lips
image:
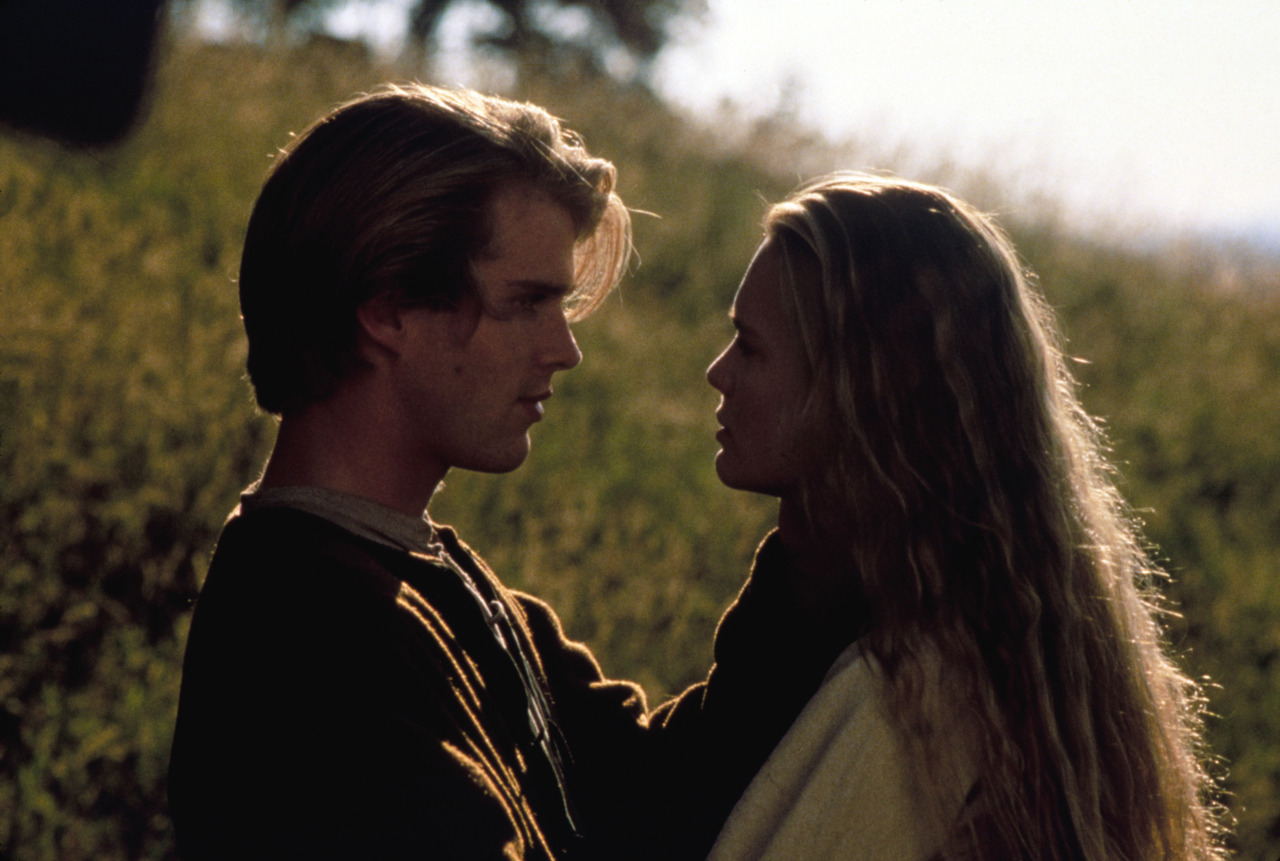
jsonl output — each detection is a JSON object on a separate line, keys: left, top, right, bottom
{"left": 519, "top": 391, "right": 551, "bottom": 421}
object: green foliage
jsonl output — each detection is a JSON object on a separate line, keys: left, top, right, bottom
{"left": 2, "top": 35, "right": 1279, "bottom": 859}
{"left": 0, "top": 38, "right": 380, "bottom": 860}
{"left": 1025, "top": 235, "right": 1280, "bottom": 856}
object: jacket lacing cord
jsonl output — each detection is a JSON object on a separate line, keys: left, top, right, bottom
{"left": 434, "top": 546, "right": 582, "bottom": 841}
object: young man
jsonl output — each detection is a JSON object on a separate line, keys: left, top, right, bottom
{"left": 168, "top": 84, "right": 648, "bottom": 860}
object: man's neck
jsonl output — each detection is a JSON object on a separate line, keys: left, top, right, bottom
{"left": 259, "top": 399, "right": 445, "bottom": 518}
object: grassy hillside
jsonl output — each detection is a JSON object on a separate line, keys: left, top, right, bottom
{"left": 2, "top": 36, "right": 1278, "bottom": 859}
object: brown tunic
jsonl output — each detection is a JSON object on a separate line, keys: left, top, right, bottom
{"left": 169, "top": 505, "right": 646, "bottom": 860}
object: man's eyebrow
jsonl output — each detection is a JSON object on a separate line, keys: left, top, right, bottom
{"left": 508, "top": 278, "right": 574, "bottom": 297}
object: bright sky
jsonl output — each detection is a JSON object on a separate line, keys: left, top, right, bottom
{"left": 651, "top": 0, "right": 1280, "bottom": 245}
{"left": 309, "top": 0, "right": 1279, "bottom": 245}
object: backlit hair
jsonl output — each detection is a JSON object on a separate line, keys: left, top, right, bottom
{"left": 766, "top": 173, "right": 1224, "bottom": 859}
{"left": 239, "top": 83, "right": 631, "bottom": 415}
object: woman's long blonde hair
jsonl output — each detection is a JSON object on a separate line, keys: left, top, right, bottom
{"left": 768, "top": 174, "right": 1224, "bottom": 859}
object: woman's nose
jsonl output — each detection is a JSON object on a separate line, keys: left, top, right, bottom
{"left": 706, "top": 347, "right": 732, "bottom": 393}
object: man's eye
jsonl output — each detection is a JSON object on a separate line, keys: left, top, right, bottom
{"left": 513, "top": 293, "right": 547, "bottom": 311}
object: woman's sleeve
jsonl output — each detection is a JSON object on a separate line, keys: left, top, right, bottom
{"left": 519, "top": 531, "right": 858, "bottom": 861}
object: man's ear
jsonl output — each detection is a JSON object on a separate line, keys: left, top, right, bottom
{"left": 355, "top": 296, "right": 408, "bottom": 363}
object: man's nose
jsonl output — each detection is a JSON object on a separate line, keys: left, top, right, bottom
{"left": 544, "top": 311, "right": 582, "bottom": 371}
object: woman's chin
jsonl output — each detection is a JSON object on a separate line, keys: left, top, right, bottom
{"left": 714, "top": 456, "right": 786, "bottom": 498}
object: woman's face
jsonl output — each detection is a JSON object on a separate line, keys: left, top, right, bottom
{"left": 707, "top": 241, "right": 812, "bottom": 498}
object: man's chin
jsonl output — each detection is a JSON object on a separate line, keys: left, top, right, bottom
{"left": 458, "top": 440, "right": 532, "bottom": 475}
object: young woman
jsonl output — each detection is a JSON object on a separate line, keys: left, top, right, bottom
{"left": 701, "top": 174, "right": 1225, "bottom": 860}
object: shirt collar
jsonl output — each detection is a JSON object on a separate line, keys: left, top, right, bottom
{"left": 239, "top": 484, "right": 444, "bottom": 557}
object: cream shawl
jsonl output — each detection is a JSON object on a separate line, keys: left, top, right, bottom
{"left": 706, "top": 641, "right": 978, "bottom": 861}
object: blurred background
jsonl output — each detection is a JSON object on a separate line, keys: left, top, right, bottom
{"left": 1, "top": 1, "right": 1277, "bottom": 857}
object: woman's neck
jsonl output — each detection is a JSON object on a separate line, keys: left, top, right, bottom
{"left": 776, "top": 496, "right": 868, "bottom": 637}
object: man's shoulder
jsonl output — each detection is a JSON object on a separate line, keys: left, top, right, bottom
{"left": 185, "top": 507, "right": 466, "bottom": 680}
{"left": 204, "top": 506, "right": 411, "bottom": 605}
{"left": 202, "top": 506, "right": 503, "bottom": 620}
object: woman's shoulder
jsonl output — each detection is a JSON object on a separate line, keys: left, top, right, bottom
{"left": 706, "top": 637, "right": 983, "bottom": 861}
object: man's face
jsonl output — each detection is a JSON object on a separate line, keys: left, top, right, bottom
{"left": 389, "top": 185, "right": 582, "bottom": 479}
